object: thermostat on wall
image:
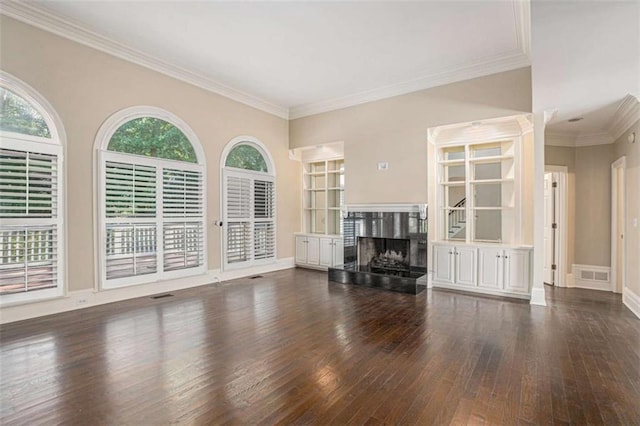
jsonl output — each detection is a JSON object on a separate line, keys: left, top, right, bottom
{"left": 377, "top": 161, "right": 389, "bottom": 170}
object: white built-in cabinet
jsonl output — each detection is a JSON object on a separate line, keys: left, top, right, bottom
{"left": 433, "top": 244, "right": 476, "bottom": 286}
{"left": 432, "top": 242, "right": 531, "bottom": 298}
{"left": 295, "top": 233, "right": 343, "bottom": 270}
{"left": 428, "top": 115, "right": 534, "bottom": 299}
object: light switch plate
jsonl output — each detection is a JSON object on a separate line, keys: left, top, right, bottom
{"left": 377, "top": 161, "right": 389, "bottom": 170}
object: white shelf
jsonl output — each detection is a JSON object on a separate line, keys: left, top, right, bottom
{"left": 469, "top": 155, "right": 514, "bottom": 164}
{"left": 469, "top": 178, "right": 514, "bottom": 184}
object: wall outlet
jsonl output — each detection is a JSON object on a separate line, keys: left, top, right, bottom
{"left": 377, "top": 161, "right": 389, "bottom": 171}
{"left": 75, "top": 298, "right": 89, "bottom": 305}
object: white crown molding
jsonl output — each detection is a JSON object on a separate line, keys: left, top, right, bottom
{"left": 0, "top": 1, "right": 290, "bottom": 119}
{"left": 290, "top": 50, "right": 530, "bottom": 119}
{"left": 2, "top": 0, "right": 532, "bottom": 121}
{"left": 575, "top": 132, "right": 614, "bottom": 147}
{"left": 608, "top": 94, "right": 640, "bottom": 142}
{"left": 290, "top": 0, "right": 531, "bottom": 119}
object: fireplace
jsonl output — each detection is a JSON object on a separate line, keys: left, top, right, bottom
{"left": 358, "top": 237, "right": 410, "bottom": 274}
{"left": 328, "top": 206, "right": 427, "bottom": 294}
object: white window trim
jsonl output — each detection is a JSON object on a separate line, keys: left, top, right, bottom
{"left": 0, "top": 71, "right": 67, "bottom": 306}
{"left": 220, "top": 136, "right": 277, "bottom": 271}
{"left": 94, "top": 106, "right": 207, "bottom": 290}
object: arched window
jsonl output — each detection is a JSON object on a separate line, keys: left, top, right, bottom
{"left": 0, "top": 71, "right": 65, "bottom": 305}
{"left": 96, "top": 107, "right": 206, "bottom": 289}
{"left": 221, "top": 137, "right": 276, "bottom": 269}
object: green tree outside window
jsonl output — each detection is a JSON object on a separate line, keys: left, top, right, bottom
{"left": 0, "top": 88, "right": 51, "bottom": 138}
{"left": 225, "top": 144, "right": 268, "bottom": 172}
{"left": 108, "top": 117, "right": 197, "bottom": 163}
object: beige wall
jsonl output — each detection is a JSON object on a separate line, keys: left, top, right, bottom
{"left": 290, "top": 68, "right": 532, "bottom": 205}
{"left": 614, "top": 119, "right": 640, "bottom": 295}
{"left": 575, "top": 144, "right": 615, "bottom": 266}
{"left": 545, "top": 138, "right": 631, "bottom": 270}
{"left": 0, "top": 17, "right": 300, "bottom": 292}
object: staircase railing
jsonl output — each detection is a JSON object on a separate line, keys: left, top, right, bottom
{"left": 448, "top": 198, "right": 466, "bottom": 237}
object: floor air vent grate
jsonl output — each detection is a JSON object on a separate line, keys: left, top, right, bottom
{"left": 151, "top": 294, "right": 174, "bottom": 299}
{"left": 250, "top": 275, "right": 263, "bottom": 279}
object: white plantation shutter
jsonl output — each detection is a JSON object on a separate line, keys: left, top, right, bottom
{"left": 104, "top": 161, "right": 158, "bottom": 281}
{"left": 101, "top": 153, "right": 205, "bottom": 288}
{"left": 162, "top": 168, "right": 204, "bottom": 272}
{"left": 223, "top": 170, "right": 275, "bottom": 268}
{"left": 0, "top": 145, "right": 62, "bottom": 296}
{"left": 253, "top": 180, "right": 275, "bottom": 260}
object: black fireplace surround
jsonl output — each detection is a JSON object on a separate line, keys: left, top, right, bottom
{"left": 328, "top": 211, "right": 427, "bottom": 294}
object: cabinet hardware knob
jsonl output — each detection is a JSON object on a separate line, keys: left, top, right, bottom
{"left": 504, "top": 256, "right": 508, "bottom": 259}
{"left": 496, "top": 255, "right": 500, "bottom": 258}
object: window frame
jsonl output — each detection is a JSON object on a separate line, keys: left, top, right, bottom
{"left": 94, "top": 106, "right": 207, "bottom": 290}
{"left": 0, "top": 71, "right": 67, "bottom": 306}
{"left": 220, "top": 136, "right": 276, "bottom": 271}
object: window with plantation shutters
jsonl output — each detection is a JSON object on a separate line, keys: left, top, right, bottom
{"left": 98, "top": 110, "right": 206, "bottom": 289}
{"left": 222, "top": 139, "right": 276, "bottom": 270}
{"left": 0, "top": 76, "right": 64, "bottom": 305}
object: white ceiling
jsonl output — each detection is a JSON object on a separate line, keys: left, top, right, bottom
{"left": 531, "top": 1, "right": 639, "bottom": 142}
{"left": 10, "top": 0, "right": 530, "bottom": 119}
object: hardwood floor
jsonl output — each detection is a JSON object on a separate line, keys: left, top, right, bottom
{"left": 1, "top": 268, "right": 639, "bottom": 425}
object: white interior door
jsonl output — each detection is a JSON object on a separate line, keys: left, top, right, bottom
{"left": 543, "top": 173, "right": 555, "bottom": 285}
{"left": 615, "top": 166, "right": 625, "bottom": 293}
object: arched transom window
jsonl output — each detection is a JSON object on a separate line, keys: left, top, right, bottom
{"left": 0, "top": 72, "right": 65, "bottom": 304}
{"left": 221, "top": 138, "right": 276, "bottom": 269}
{"left": 96, "top": 107, "right": 206, "bottom": 289}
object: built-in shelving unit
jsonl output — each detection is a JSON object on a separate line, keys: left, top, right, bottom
{"left": 437, "top": 139, "right": 518, "bottom": 243}
{"left": 303, "top": 159, "right": 344, "bottom": 235}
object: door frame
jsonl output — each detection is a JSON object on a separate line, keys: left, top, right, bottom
{"left": 611, "top": 156, "right": 626, "bottom": 293}
{"left": 544, "top": 165, "right": 568, "bottom": 287}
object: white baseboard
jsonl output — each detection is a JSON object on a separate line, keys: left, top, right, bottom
{"left": 623, "top": 286, "right": 640, "bottom": 319}
{"left": 571, "top": 264, "right": 611, "bottom": 291}
{"left": 565, "top": 273, "right": 575, "bottom": 288}
{"left": 220, "top": 257, "right": 295, "bottom": 281}
{"left": 530, "top": 286, "right": 547, "bottom": 306}
{"left": 0, "top": 257, "right": 294, "bottom": 324}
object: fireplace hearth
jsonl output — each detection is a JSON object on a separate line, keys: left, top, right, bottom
{"left": 328, "top": 208, "right": 427, "bottom": 294}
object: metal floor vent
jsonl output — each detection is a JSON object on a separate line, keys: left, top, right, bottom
{"left": 151, "top": 293, "right": 174, "bottom": 299}
{"left": 250, "top": 275, "right": 263, "bottom": 279}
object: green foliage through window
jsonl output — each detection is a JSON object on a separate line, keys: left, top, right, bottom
{"left": 108, "top": 117, "right": 197, "bottom": 163}
{"left": 225, "top": 144, "right": 268, "bottom": 172}
{"left": 0, "top": 88, "right": 51, "bottom": 138}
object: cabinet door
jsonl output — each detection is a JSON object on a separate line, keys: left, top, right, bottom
{"left": 455, "top": 246, "right": 477, "bottom": 287}
{"left": 504, "top": 249, "right": 530, "bottom": 293}
{"left": 307, "top": 236, "right": 320, "bottom": 265}
{"left": 295, "top": 236, "right": 308, "bottom": 264}
{"left": 433, "top": 245, "right": 454, "bottom": 284}
{"left": 332, "top": 238, "right": 344, "bottom": 266}
{"left": 319, "top": 238, "right": 333, "bottom": 267}
{"left": 477, "top": 248, "right": 502, "bottom": 289}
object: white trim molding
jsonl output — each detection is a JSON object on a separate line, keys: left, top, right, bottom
{"left": 611, "top": 156, "right": 626, "bottom": 294}
{"left": 1, "top": 0, "right": 532, "bottom": 121}
{"left": 291, "top": 0, "right": 530, "bottom": 118}
{"left": 623, "top": 286, "right": 640, "bottom": 319}
{"left": 571, "top": 264, "right": 612, "bottom": 291}
{"left": 290, "top": 50, "right": 530, "bottom": 119}
{"left": 0, "top": 1, "right": 289, "bottom": 119}
{"left": 345, "top": 203, "right": 427, "bottom": 215}
{"left": 609, "top": 94, "right": 640, "bottom": 142}
{"left": 530, "top": 286, "right": 547, "bottom": 306}
{"left": 0, "top": 258, "right": 294, "bottom": 324}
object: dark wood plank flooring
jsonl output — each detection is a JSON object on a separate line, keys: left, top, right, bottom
{"left": 1, "top": 268, "right": 639, "bottom": 425}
